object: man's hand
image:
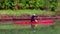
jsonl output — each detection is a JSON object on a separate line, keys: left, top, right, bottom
{"left": 35, "top": 20, "right": 38, "bottom": 22}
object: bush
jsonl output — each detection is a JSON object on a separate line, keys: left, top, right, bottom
{"left": 0, "top": 0, "right": 58, "bottom": 10}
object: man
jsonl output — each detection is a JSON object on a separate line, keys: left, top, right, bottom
{"left": 31, "top": 14, "right": 38, "bottom": 32}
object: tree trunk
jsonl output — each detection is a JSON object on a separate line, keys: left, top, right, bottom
{"left": 55, "top": 0, "right": 60, "bottom": 16}
{"left": 45, "top": 0, "right": 50, "bottom": 11}
{"left": 14, "top": 0, "right": 21, "bottom": 10}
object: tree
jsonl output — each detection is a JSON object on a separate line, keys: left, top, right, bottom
{"left": 55, "top": 0, "right": 60, "bottom": 16}
{"left": 45, "top": 0, "right": 50, "bottom": 10}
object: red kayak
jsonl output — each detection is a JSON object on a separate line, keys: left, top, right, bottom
{"left": 13, "top": 20, "right": 54, "bottom": 26}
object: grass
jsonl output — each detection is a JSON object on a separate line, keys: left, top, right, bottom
{"left": 0, "top": 21, "right": 60, "bottom": 34}
{"left": 0, "top": 10, "right": 55, "bottom": 16}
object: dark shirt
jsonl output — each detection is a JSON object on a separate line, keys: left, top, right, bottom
{"left": 31, "top": 15, "right": 37, "bottom": 22}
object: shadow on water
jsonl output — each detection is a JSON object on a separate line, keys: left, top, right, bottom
{"left": 0, "top": 26, "right": 58, "bottom": 34}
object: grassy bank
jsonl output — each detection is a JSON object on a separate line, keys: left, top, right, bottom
{"left": 0, "top": 10, "right": 55, "bottom": 16}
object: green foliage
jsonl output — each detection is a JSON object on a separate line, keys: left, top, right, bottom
{"left": 49, "top": 0, "right": 57, "bottom": 8}
{"left": 0, "top": 0, "right": 58, "bottom": 10}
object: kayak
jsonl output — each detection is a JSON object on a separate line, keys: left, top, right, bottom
{"left": 13, "top": 20, "right": 54, "bottom": 26}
